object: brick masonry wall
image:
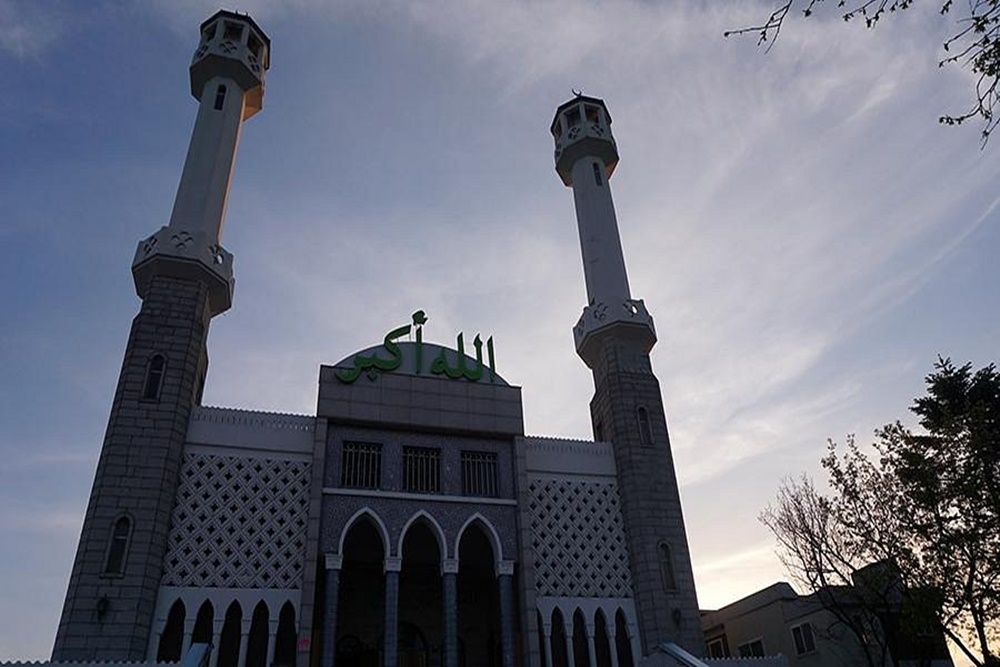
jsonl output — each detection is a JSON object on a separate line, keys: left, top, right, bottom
{"left": 587, "top": 331, "right": 704, "bottom": 656}
{"left": 53, "top": 275, "right": 212, "bottom": 661}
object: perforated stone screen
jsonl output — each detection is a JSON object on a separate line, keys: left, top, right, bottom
{"left": 528, "top": 478, "right": 632, "bottom": 597}
{"left": 162, "top": 452, "right": 310, "bottom": 588}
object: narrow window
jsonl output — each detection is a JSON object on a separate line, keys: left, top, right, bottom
{"left": 214, "top": 85, "right": 227, "bottom": 111}
{"left": 341, "top": 442, "right": 382, "bottom": 489}
{"left": 659, "top": 542, "right": 676, "bottom": 591}
{"left": 248, "top": 32, "right": 263, "bottom": 58}
{"left": 593, "top": 162, "right": 603, "bottom": 187}
{"left": 202, "top": 22, "right": 217, "bottom": 42}
{"left": 637, "top": 407, "right": 653, "bottom": 447}
{"left": 461, "top": 451, "right": 498, "bottom": 497}
{"left": 565, "top": 106, "right": 582, "bottom": 127}
{"left": 142, "top": 354, "right": 165, "bottom": 400}
{"left": 104, "top": 516, "right": 131, "bottom": 574}
{"left": 403, "top": 446, "right": 440, "bottom": 493}
{"left": 585, "top": 104, "right": 601, "bottom": 124}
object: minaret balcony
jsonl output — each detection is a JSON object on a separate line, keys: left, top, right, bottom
{"left": 552, "top": 96, "right": 619, "bottom": 186}
{"left": 574, "top": 299, "right": 657, "bottom": 366}
{"left": 190, "top": 11, "right": 270, "bottom": 119}
{"left": 131, "top": 226, "right": 235, "bottom": 316}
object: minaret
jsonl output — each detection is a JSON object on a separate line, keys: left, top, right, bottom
{"left": 552, "top": 96, "right": 704, "bottom": 655}
{"left": 53, "top": 12, "right": 269, "bottom": 660}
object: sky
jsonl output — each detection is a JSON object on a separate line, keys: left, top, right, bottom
{"left": 2, "top": 0, "right": 999, "bottom": 661}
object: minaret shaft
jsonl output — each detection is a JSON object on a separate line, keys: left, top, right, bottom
{"left": 169, "top": 76, "right": 248, "bottom": 243}
{"left": 570, "top": 158, "right": 631, "bottom": 306}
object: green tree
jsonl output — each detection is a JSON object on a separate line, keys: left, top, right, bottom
{"left": 762, "top": 358, "right": 1000, "bottom": 665}
{"left": 727, "top": 1, "right": 1000, "bottom": 143}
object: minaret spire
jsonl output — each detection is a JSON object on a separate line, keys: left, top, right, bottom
{"left": 132, "top": 11, "right": 270, "bottom": 316}
{"left": 553, "top": 96, "right": 704, "bottom": 656}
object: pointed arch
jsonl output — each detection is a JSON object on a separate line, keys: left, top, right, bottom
{"left": 337, "top": 507, "right": 391, "bottom": 556}
{"left": 454, "top": 512, "right": 503, "bottom": 565}
{"left": 157, "top": 599, "right": 185, "bottom": 663}
{"left": 551, "top": 607, "right": 568, "bottom": 667}
{"left": 192, "top": 600, "right": 214, "bottom": 644}
{"left": 218, "top": 601, "right": 243, "bottom": 667}
{"left": 614, "top": 608, "right": 634, "bottom": 667}
{"left": 274, "top": 601, "right": 297, "bottom": 667}
{"left": 246, "top": 601, "right": 269, "bottom": 667}
{"left": 572, "top": 608, "right": 589, "bottom": 667}
{"left": 398, "top": 509, "right": 447, "bottom": 559}
{"left": 593, "top": 608, "right": 612, "bottom": 667}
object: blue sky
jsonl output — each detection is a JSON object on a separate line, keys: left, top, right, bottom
{"left": 2, "top": 0, "right": 1000, "bottom": 660}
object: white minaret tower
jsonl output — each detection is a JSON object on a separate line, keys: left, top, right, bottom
{"left": 553, "top": 96, "right": 704, "bottom": 655}
{"left": 132, "top": 10, "right": 270, "bottom": 315}
{"left": 54, "top": 12, "right": 269, "bottom": 661}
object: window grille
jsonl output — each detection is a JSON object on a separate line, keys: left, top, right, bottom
{"left": 403, "top": 447, "right": 440, "bottom": 493}
{"left": 707, "top": 638, "right": 728, "bottom": 658}
{"left": 341, "top": 442, "right": 381, "bottom": 489}
{"left": 461, "top": 451, "right": 498, "bottom": 497}
{"left": 593, "top": 162, "right": 603, "bottom": 187}
{"left": 791, "top": 623, "right": 816, "bottom": 655}
{"left": 214, "top": 85, "right": 227, "bottom": 111}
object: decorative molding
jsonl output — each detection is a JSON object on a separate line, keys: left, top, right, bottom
{"left": 384, "top": 556, "right": 402, "bottom": 573}
{"left": 323, "top": 487, "right": 516, "bottom": 506}
{"left": 324, "top": 553, "right": 343, "bottom": 571}
{"left": 497, "top": 560, "right": 515, "bottom": 577}
{"left": 440, "top": 559, "right": 459, "bottom": 575}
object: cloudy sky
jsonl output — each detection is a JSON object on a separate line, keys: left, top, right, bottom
{"left": 2, "top": 0, "right": 999, "bottom": 660}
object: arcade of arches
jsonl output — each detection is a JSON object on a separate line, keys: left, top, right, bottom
{"left": 156, "top": 599, "right": 297, "bottom": 667}
{"left": 319, "top": 516, "right": 517, "bottom": 667}
{"left": 536, "top": 608, "right": 633, "bottom": 667}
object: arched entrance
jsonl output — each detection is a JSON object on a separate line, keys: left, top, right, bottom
{"left": 337, "top": 518, "right": 386, "bottom": 667}
{"left": 157, "top": 600, "right": 185, "bottom": 663}
{"left": 399, "top": 520, "right": 443, "bottom": 667}
{"left": 457, "top": 524, "right": 500, "bottom": 667}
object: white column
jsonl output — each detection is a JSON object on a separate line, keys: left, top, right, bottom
{"left": 210, "top": 619, "right": 224, "bottom": 667}
{"left": 182, "top": 616, "right": 197, "bottom": 659}
{"left": 586, "top": 630, "right": 597, "bottom": 667}
{"left": 541, "top": 619, "right": 553, "bottom": 667}
{"left": 564, "top": 616, "right": 575, "bottom": 667}
{"left": 237, "top": 618, "right": 252, "bottom": 667}
{"left": 147, "top": 617, "right": 165, "bottom": 661}
{"left": 607, "top": 622, "right": 619, "bottom": 667}
{"left": 267, "top": 618, "right": 279, "bottom": 667}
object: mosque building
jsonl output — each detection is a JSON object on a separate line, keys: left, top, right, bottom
{"left": 48, "top": 10, "right": 706, "bottom": 667}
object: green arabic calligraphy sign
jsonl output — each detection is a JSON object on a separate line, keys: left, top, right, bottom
{"left": 335, "top": 310, "right": 498, "bottom": 384}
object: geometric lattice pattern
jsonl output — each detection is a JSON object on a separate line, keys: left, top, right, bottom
{"left": 162, "top": 453, "right": 311, "bottom": 589}
{"left": 528, "top": 478, "right": 632, "bottom": 597}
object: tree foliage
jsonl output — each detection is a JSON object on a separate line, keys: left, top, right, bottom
{"left": 726, "top": 1, "right": 1000, "bottom": 144}
{"left": 761, "top": 358, "right": 1000, "bottom": 665}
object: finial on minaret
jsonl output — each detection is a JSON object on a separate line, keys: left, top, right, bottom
{"left": 131, "top": 10, "right": 270, "bottom": 316}
{"left": 551, "top": 95, "right": 655, "bottom": 367}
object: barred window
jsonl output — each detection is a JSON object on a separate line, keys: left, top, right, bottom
{"left": 461, "top": 451, "right": 498, "bottom": 497}
{"left": 403, "top": 447, "right": 440, "bottom": 493}
{"left": 341, "top": 442, "right": 382, "bottom": 489}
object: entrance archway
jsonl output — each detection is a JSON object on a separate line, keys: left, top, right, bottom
{"left": 337, "top": 517, "right": 386, "bottom": 667}
{"left": 457, "top": 524, "right": 500, "bottom": 667}
{"left": 399, "top": 520, "right": 443, "bottom": 667}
